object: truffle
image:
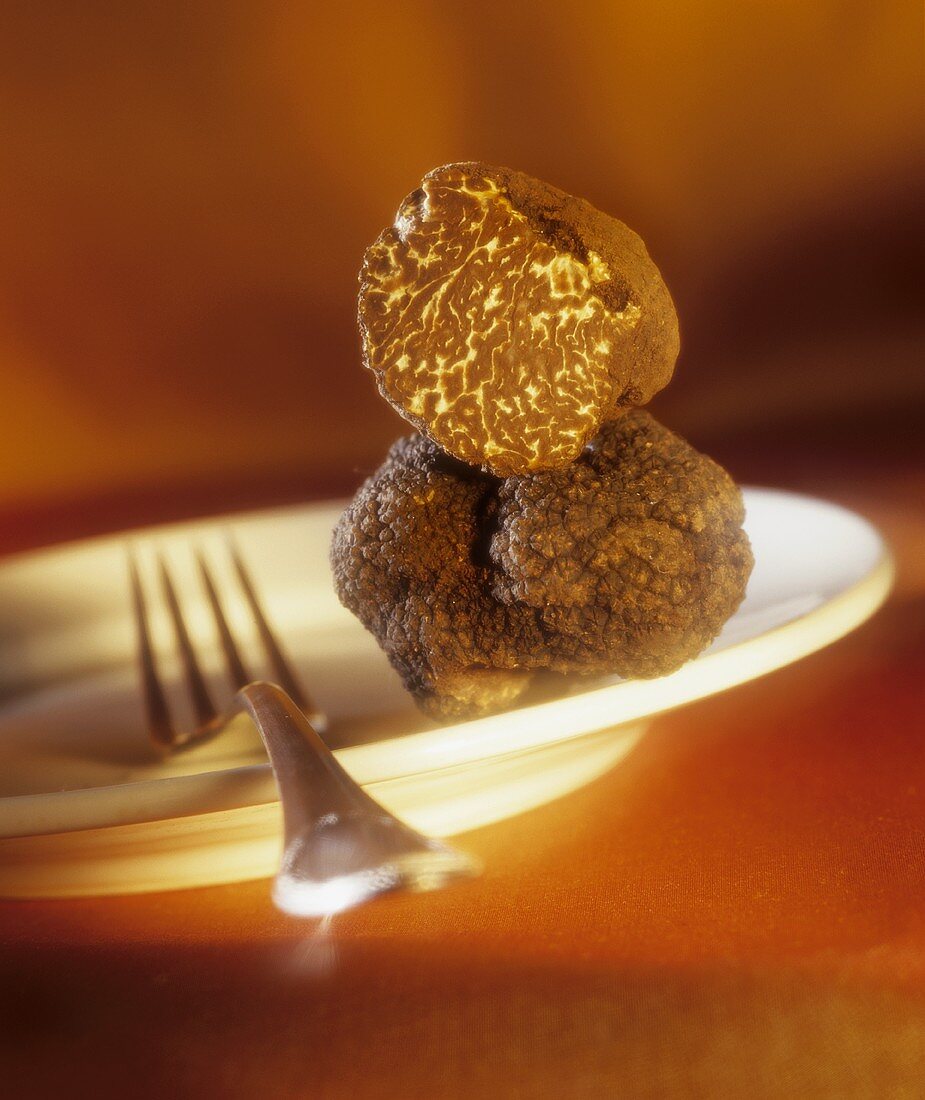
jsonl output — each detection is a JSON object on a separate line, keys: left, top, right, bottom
{"left": 331, "top": 411, "right": 752, "bottom": 719}
{"left": 358, "top": 163, "right": 680, "bottom": 477}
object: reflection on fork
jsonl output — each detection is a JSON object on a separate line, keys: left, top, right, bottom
{"left": 128, "top": 541, "right": 479, "bottom": 916}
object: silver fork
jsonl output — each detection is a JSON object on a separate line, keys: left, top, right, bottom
{"left": 128, "top": 543, "right": 479, "bottom": 917}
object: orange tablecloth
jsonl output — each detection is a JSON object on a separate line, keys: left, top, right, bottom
{"left": 0, "top": 451, "right": 922, "bottom": 1098}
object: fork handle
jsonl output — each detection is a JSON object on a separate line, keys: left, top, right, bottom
{"left": 235, "top": 681, "right": 409, "bottom": 840}
{"left": 233, "top": 680, "right": 478, "bottom": 917}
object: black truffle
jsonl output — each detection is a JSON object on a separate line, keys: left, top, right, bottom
{"left": 358, "top": 163, "right": 680, "bottom": 476}
{"left": 331, "top": 412, "right": 752, "bottom": 719}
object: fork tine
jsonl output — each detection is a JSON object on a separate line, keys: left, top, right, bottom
{"left": 196, "top": 550, "right": 251, "bottom": 690}
{"left": 128, "top": 549, "right": 176, "bottom": 750}
{"left": 158, "top": 553, "right": 217, "bottom": 730}
{"left": 227, "top": 538, "right": 315, "bottom": 716}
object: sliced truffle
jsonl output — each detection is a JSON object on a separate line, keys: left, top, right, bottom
{"left": 358, "top": 162, "right": 680, "bottom": 477}
{"left": 331, "top": 411, "right": 752, "bottom": 719}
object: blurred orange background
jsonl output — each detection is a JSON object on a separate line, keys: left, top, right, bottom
{"left": 1, "top": 8, "right": 924, "bottom": 1095}
{"left": 0, "top": 1, "right": 922, "bottom": 529}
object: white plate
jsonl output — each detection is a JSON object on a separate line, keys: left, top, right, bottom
{"left": 0, "top": 489, "right": 892, "bottom": 897}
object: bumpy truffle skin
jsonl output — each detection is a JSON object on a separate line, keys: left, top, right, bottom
{"left": 330, "top": 435, "right": 542, "bottom": 719}
{"left": 331, "top": 412, "right": 752, "bottom": 720}
{"left": 358, "top": 163, "right": 680, "bottom": 477}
